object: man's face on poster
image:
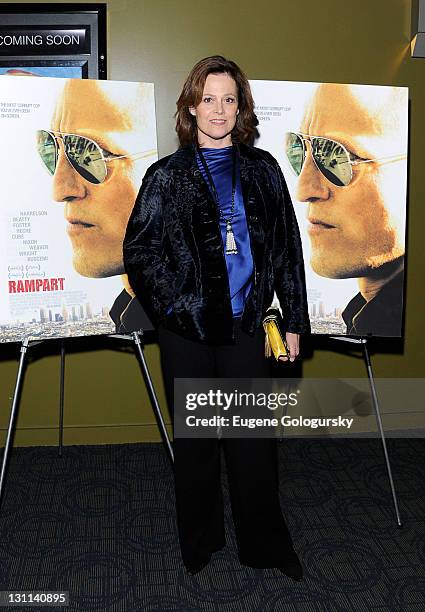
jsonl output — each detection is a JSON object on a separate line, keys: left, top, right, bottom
{"left": 295, "top": 83, "right": 407, "bottom": 279}
{"left": 50, "top": 80, "right": 147, "bottom": 278}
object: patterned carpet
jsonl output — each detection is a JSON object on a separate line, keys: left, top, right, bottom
{"left": 0, "top": 439, "right": 424, "bottom": 611}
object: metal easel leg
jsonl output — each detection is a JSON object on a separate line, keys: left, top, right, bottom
{"left": 58, "top": 341, "right": 65, "bottom": 456}
{"left": 362, "top": 339, "right": 402, "bottom": 527}
{"left": 0, "top": 338, "right": 30, "bottom": 507}
{"left": 132, "top": 331, "right": 174, "bottom": 464}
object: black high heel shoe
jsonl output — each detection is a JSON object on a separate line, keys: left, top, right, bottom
{"left": 186, "top": 542, "right": 225, "bottom": 575}
{"left": 278, "top": 549, "right": 303, "bottom": 581}
{"left": 186, "top": 556, "right": 211, "bottom": 576}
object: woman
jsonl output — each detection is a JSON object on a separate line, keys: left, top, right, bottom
{"left": 123, "top": 56, "right": 310, "bottom": 577}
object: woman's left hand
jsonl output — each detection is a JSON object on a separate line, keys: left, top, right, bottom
{"left": 279, "top": 332, "right": 300, "bottom": 363}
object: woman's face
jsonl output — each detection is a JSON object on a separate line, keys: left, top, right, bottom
{"left": 189, "top": 73, "right": 238, "bottom": 148}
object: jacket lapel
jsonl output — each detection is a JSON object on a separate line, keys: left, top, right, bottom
{"left": 238, "top": 145, "right": 265, "bottom": 263}
{"left": 238, "top": 146, "right": 256, "bottom": 205}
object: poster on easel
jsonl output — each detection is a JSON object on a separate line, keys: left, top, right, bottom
{"left": 0, "top": 75, "right": 157, "bottom": 343}
{"left": 251, "top": 80, "right": 408, "bottom": 337}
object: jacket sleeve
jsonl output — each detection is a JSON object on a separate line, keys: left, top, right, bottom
{"left": 271, "top": 159, "right": 311, "bottom": 335}
{"left": 123, "top": 165, "right": 176, "bottom": 323}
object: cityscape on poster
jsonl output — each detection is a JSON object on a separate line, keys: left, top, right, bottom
{"left": 0, "top": 75, "right": 158, "bottom": 343}
{"left": 250, "top": 80, "right": 408, "bottom": 337}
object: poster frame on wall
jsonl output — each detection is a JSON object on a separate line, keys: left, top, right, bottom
{"left": 0, "top": 3, "right": 107, "bottom": 79}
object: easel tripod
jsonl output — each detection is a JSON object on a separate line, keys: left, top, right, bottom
{"left": 330, "top": 335, "right": 402, "bottom": 527}
{"left": 0, "top": 332, "right": 402, "bottom": 527}
{"left": 0, "top": 330, "right": 173, "bottom": 508}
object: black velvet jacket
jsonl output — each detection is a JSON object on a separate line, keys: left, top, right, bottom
{"left": 123, "top": 143, "right": 310, "bottom": 343}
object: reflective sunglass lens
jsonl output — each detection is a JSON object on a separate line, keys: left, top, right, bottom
{"left": 36, "top": 130, "right": 57, "bottom": 175}
{"left": 285, "top": 132, "right": 304, "bottom": 176}
{"left": 312, "top": 138, "right": 352, "bottom": 187}
{"left": 64, "top": 135, "right": 106, "bottom": 184}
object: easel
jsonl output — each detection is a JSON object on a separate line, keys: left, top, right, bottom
{"left": 0, "top": 330, "right": 173, "bottom": 509}
{"left": 1, "top": 331, "right": 402, "bottom": 527}
{"left": 330, "top": 335, "right": 402, "bottom": 527}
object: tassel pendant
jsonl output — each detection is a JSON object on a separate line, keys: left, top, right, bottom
{"left": 225, "top": 221, "right": 238, "bottom": 255}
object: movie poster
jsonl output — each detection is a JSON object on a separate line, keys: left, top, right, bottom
{"left": 0, "top": 75, "right": 157, "bottom": 343}
{"left": 251, "top": 80, "right": 408, "bottom": 337}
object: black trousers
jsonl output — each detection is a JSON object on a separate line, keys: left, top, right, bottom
{"left": 158, "top": 319, "right": 294, "bottom": 569}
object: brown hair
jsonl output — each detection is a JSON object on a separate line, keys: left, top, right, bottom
{"left": 175, "top": 55, "right": 259, "bottom": 147}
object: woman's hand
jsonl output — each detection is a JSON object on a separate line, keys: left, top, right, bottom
{"left": 279, "top": 332, "right": 300, "bottom": 362}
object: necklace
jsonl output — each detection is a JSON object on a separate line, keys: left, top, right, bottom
{"left": 197, "top": 145, "right": 238, "bottom": 255}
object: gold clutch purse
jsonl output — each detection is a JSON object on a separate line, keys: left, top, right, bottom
{"left": 263, "top": 307, "right": 289, "bottom": 360}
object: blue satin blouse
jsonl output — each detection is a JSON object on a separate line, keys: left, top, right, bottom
{"left": 196, "top": 146, "right": 253, "bottom": 317}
